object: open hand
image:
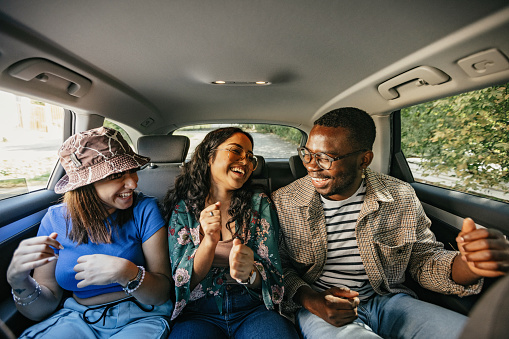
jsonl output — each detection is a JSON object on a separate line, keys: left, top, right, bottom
{"left": 7, "top": 232, "right": 62, "bottom": 285}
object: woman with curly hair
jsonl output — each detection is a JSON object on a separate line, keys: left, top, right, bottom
{"left": 163, "top": 127, "right": 298, "bottom": 338}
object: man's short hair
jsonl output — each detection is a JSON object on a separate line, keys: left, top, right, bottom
{"left": 314, "top": 107, "right": 376, "bottom": 150}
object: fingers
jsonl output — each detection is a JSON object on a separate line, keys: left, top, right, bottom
{"left": 329, "top": 286, "right": 360, "bottom": 299}
{"left": 229, "top": 242, "right": 254, "bottom": 280}
{"left": 460, "top": 218, "right": 476, "bottom": 235}
{"left": 324, "top": 294, "right": 360, "bottom": 309}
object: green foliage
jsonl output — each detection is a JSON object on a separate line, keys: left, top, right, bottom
{"left": 401, "top": 83, "right": 509, "bottom": 195}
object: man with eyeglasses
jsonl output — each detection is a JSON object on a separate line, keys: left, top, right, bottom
{"left": 272, "top": 107, "right": 509, "bottom": 339}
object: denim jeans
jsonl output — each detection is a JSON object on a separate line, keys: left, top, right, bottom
{"left": 170, "top": 284, "right": 299, "bottom": 339}
{"left": 297, "top": 293, "right": 468, "bottom": 339}
{"left": 19, "top": 296, "right": 172, "bottom": 339}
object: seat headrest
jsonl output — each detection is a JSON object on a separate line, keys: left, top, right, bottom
{"left": 137, "top": 135, "right": 190, "bottom": 163}
{"left": 289, "top": 155, "right": 307, "bottom": 179}
{"left": 251, "top": 155, "right": 268, "bottom": 179}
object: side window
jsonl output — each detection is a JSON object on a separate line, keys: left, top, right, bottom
{"left": 0, "top": 90, "right": 66, "bottom": 200}
{"left": 173, "top": 124, "right": 303, "bottom": 161}
{"left": 401, "top": 83, "right": 509, "bottom": 203}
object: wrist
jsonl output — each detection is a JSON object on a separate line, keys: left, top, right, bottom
{"left": 123, "top": 266, "right": 146, "bottom": 294}
{"left": 295, "top": 285, "right": 318, "bottom": 309}
{"left": 118, "top": 261, "right": 139, "bottom": 287}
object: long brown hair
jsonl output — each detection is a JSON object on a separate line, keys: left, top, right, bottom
{"left": 163, "top": 127, "right": 265, "bottom": 238}
{"left": 63, "top": 184, "right": 134, "bottom": 244}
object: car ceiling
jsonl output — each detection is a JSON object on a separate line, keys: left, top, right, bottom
{"left": 0, "top": 1, "right": 509, "bottom": 134}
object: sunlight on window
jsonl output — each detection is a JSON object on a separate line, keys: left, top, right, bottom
{"left": 0, "top": 90, "right": 65, "bottom": 200}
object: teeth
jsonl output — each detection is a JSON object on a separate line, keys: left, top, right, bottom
{"left": 118, "top": 192, "right": 132, "bottom": 198}
{"left": 231, "top": 167, "right": 245, "bottom": 174}
{"left": 311, "top": 177, "right": 328, "bottom": 182}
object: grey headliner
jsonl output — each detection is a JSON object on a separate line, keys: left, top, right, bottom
{"left": 0, "top": 1, "right": 509, "bottom": 134}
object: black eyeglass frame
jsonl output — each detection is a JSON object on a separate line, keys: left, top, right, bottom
{"left": 214, "top": 146, "right": 258, "bottom": 171}
{"left": 297, "top": 147, "right": 367, "bottom": 170}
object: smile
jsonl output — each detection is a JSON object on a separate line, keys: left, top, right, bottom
{"left": 231, "top": 166, "right": 245, "bottom": 175}
{"left": 118, "top": 192, "right": 133, "bottom": 198}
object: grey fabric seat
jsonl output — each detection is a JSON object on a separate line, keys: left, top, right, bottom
{"left": 136, "top": 135, "right": 190, "bottom": 202}
{"left": 251, "top": 155, "right": 270, "bottom": 192}
{"left": 289, "top": 155, "right": 307, "bottom": 179}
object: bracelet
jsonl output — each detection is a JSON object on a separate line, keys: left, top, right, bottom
{"left": 123, "top": 266, "right": 146, "bottom": 294}
{"left": 11, "top": 277, "right": 42, "bottom": 306}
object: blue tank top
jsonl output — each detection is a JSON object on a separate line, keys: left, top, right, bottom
{"left": 37, "top": 193, "right": 166, "bottom": 299}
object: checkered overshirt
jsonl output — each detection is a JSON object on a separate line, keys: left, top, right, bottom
{"left": 272, "top": 168, "right": 483, "bottom": 318}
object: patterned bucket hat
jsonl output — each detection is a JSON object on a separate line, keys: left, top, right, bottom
{"left": 54, "top": 127, "right": 150, "bottom": 194}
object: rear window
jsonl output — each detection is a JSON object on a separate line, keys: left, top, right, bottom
{"left": 174, "top": 124, "right": 303, "bottom": 160}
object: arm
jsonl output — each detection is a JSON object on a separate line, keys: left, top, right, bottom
{"left": 168, "top": 201, "right": 220, "bottom": 306}
{"left": 125, "top": 227, "right": 172, "bottom": 305}
{"left": 7, "top": 233, "right": 64, "bottom": 321}
{"left": 73, "top": 197, "right": 172, "bottom": 305}
{"left": 272, "top": 189, "right": 358, "bottom": 326}
{"left": 241, "top": 194, "right": 286, "bottom": 308}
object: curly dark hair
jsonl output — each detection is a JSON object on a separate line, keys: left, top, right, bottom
{"left": 314, "top": 107, "right": 376, "bottom": 150}
{"left": 162, "top": 127, "right": 259, "bottom": 238}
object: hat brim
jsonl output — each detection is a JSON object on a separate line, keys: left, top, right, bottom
{"left": 54, "top": 153, "right": 149, "bottom": 194}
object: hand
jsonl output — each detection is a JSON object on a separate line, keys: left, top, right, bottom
{"left": 300, "top": 286, "right": 360, "bottom": 327}
{"left": 229, "top": 238, "right": 254, "bottom": 282}
{"left": 199, "top": 202, "right": 222, "bottom": 244}
{"left": 74, "top": 254, "right": 134, "bottom": 288}
{"left": 457, "top": 218, "right": 509, "bottom": 278}
{"left": 7, "top": 232, "right": 62, "bottom": 285}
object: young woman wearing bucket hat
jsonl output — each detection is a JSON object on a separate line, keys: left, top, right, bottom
{"left": 162, "top": 127, "right": 298, "bottom": 338}
{"left": 7, "top": 127, "right": 173, "bottom": 338}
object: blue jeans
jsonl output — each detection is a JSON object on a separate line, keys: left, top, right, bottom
{"left": 297, "top": 293, "right": 468, "bottom": 339}
{"left": 170, "top": 284, "right": 299, "bottom": 339}
{"left": 20, "top": 296, "right": 172, "bottom": 339}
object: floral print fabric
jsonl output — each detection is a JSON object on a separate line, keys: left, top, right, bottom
{"left": 168, "top": 192, "right": 284, "bottom": 320}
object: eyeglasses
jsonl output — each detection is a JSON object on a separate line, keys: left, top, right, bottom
{"left": 298, "top": 147, "right": 367, "bottom": 170}
{"left": 215, "top": 146, "right": 258, "bottom": 171}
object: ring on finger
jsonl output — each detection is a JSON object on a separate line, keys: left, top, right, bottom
{"left": 209, "top": 211, "right": 214, "bottom": 217}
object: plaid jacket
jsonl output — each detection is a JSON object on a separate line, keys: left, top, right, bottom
{"left": 272, "top": 168, "right": 483, "bottom": 318}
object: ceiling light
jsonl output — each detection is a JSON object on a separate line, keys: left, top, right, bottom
{"left": 211, "top": 81, "right": 271, "bottom": 86}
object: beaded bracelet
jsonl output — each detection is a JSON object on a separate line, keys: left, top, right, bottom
{"left": 11, "top": 277, "right": 42, "bottom": 306}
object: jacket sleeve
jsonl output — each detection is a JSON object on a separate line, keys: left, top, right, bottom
{"left": 248, "top": 194, "right": 285, "bottom": 309}
{"left": 406, "top": 190, "right": 483, "bottom": 297}
{"left": 168, "top": 202, "right": 201, "bottom": 319}
{"left": 271, "top": 189, "right": 312, "bottom": 316}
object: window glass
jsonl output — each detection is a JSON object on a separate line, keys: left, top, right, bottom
{"left": 401, "top": 82, "right": 509, "bottom": 203}
{"left": 174, "top": 124, "right": 302, "bottom": 160}
{"left": 0, "top": 90, "right": 65, "bottom": 200}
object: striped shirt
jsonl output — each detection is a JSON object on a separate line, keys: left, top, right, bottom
{"left": 312, "top": 182, "right": 375, "bottom": 300}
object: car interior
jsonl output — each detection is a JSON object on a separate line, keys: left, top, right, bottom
{"left": 1, "top": 1, "right": 509, "bottom": 337}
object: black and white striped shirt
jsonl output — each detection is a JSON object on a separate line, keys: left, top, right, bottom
{"left": 312, "top": 182, "right": 375, "bottom": 300}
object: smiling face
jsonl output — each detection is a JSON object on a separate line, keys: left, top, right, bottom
{"left": 93, "top": 170, "right": 138, "bottom": 215}
{"left": 304, "top": 125, "right": 372, "bottom": 201}
{"left": 209, "top": 132, "right": 254, "bottom": 193}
